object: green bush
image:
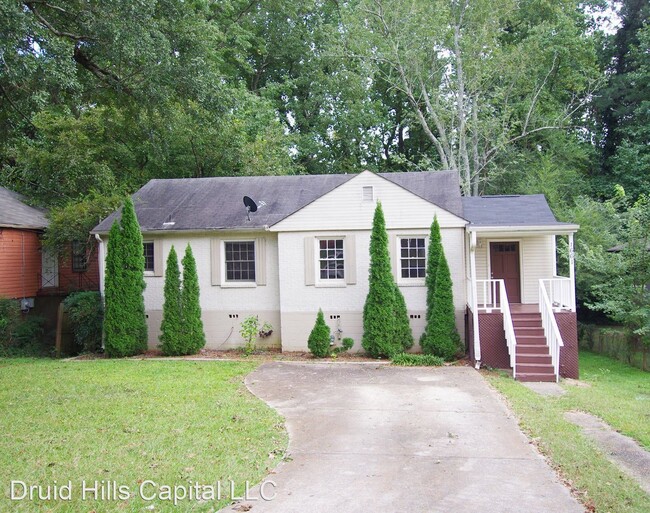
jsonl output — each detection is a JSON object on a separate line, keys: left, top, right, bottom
{"left": 180, "top": 244, "right": 206, "bottom": 354}
{"left": 393, "top": 283, "right": 414, "bottom": 351}
{"left": 160, "top": 246, "right": 183, "bottom": 356}
{"left": 392, "top": 353, "right": 444, "bottom": 367}
{"left": 341, "top": 337, "right": 354, "bottom": 351}
{"left": 308, "top": 309, "right": 331, "bottom": 358}
{"left": 420, "top": 216, "right": 462, "bottom": 361}
{"left": 103, "top": 197, "right": 148, "bottom": 357}
{"left": 63, "top": 291, "right": 103, "bottom": 353}
{"left": 362, "top": 202, "right": 403, "bottom": 358}
{"left": 6, "top": 315, "right": 48, "bottom": 357}
{"left": 0, "top": 297, "right": 20, "bottom": 345}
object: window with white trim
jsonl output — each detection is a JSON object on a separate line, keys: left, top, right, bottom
{"left": 319, "top": 239, "right": 345, "bottom": 280}
{"left": 143, "top": 241, "right": 155, "bottom": 272}
{"left": 400, "top": 237, "right": 426, "bottom": 278}
{"left": 225, "top": 241, "right": 256, "bottom": 282}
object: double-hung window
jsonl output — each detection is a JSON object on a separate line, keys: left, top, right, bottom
{"left": 143, "top": 241, "right": 155, "bottom": 273}
{"left": 319, "top": 239, "right": 345, "bottom": 280}
{"left": 225, "top": 241, "right": 256, "bottom": 282}
{"left": 71, "top": 240, "right": 87, "bottom": 272}
{"left": 400, "top": 237, "right": 426, "bottom": 279}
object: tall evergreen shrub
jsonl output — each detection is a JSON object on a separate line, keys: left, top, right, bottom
{"left": 393, "top": 283, "right": 414, "bottom": 351}
{"left": 103, "top": 198, "right": 148, "bottom": 357}
{"left": 181, "top": 244, "right": 206, "bottom": 354}
{"left": 308, "top": 309, "right": 331, "bottom": 357}
{"left": 420, "top": 216, "right": 461, "bottom": 360}
{"left": 160, "top": 245, "right": 183, "bottom": 355}
{"left": 362, "top": 202, "right": 402, "bottom": 358}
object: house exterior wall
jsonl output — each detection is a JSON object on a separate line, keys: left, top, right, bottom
{"left": 102, "top": 232, "right": 281, "bottom": 350}
{"left": 475, "top": 234, "right": 555, "bottom": 304}
{"left": 277, "top": 226, "right": 467, "bottom": 352}
{"left": 56, "top": 242, "right": 100, "bottom": 293}
{"left": 0, "top": 228, "right": 41, "bottom": 299}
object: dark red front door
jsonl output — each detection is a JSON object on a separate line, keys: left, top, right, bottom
{"left": 490, "top": 242, "right": 521, "bottom": 303}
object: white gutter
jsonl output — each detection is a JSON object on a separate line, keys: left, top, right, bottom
{"left": 468, "top": 224, "right": 579, "bottom": 234}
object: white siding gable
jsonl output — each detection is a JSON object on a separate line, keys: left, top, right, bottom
{"left": 270, "top": 171, "right": 466, "bottom": 232}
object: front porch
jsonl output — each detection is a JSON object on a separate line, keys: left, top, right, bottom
{"left": 465, "top": 228, "right": 579, "bottom": 382}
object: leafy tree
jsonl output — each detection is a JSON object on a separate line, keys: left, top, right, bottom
{"left": 421, "top": 221, "right": 461, "bottom": 360}
{"left": 308, "top": 309, "right": 331, "bottom": 358}
{"left": 362, "top": 202, "right": 402, "bottom": 358}
{"left": 180, "top": 243, "right": 205, "bottom": 354}
{"left": 393, "top": 283, "right": 414, "bottom": 351}
{"left": 582, "top": 195, "right": 650, "bottom": 369}
{"left": 345, "top": 0, "right": 599, "bottom": 194}
{"left": 160, "top": 245, "right": 183, "bottom": 356}
{"left": 103, "top": 198, "right": 147, "bottom": 357}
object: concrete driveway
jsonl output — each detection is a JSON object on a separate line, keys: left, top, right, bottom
{"left": 219, "top": 362, "right": 584, "bottom": 513}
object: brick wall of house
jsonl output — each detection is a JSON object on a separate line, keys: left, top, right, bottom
{"left": 0, "top": 228, "right": 42, "bottom": 299}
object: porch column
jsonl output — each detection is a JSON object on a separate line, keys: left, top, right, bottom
{"left": 568, "top": 232, "right": 576, "bottom": 311}
{"left": 469, "top": 230, "right": 481, "bottom": 362}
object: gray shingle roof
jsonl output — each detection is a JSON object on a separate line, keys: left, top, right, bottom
{"left": 461, "top": 195, "right": 568, "bottom": 226}
{"left": 92, "top": 171, "right": 465, "bottom": 233}
{"left": 0, "top": 187, "right": 48, "bottom": 229}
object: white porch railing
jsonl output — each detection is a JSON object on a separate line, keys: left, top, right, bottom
{"left": 540, "top": 277, "right": 575, "bottom": 312}
{"left": 539, "top": 280, "right": 564, "bottom": 382}
{"left": 476, "top": 279, "right": 517, "bottom": 376}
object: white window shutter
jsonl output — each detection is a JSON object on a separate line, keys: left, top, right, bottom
{"left": 210, "top": 238, "right": 221, "bottom": 286}
{"left": 153, "top": 239, "right": 163, "bottom": 277}
{"left": 304, "top": 237, "right": 315, "bottom": 286}
{"left": 256, "top": 237, "right": 267, "bottom": 286}
{"left": 345, "top": 235, "right": 356, "bottom": 285}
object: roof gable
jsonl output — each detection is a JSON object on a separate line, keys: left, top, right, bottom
{"left": 0, "top": 187, "right": 49, "bottom": 229}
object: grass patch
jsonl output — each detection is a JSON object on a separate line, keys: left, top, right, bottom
{"left": 485, "top": 351, "right": 650, "bottom": 513}
{"left": 391, "top": 353, "right": 444, "bottom": 366}
{"left": 0, "top": 359, "right": 287, "bottom": 512}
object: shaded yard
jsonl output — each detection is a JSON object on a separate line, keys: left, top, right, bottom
{"left": 0, "top": 359, "right": 287, "bottom": 512}
{"left": 486, "top": 351, "right": 650, "bottom": 513}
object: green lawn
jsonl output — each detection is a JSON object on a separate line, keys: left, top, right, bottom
{"left": 485, "top": 351, "right": 650, "bottom": 513}
{"left": 0, "top": 359, "right": 287, "bottom": 512}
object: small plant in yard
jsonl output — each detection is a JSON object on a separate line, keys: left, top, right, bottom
{"left": 239, "top": 316, "right": 273, "bottom": 356}
{"left": 332, "top": 337, "right": 355, "bottom": 355}
{"left": 308, "top": 309, "right": 331, "bottom": 358}
{"left": 392, "top": 353, "right": 444, "bottom": 366}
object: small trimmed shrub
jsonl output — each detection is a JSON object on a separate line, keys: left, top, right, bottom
{"left": 64, "top": 291, "right": 103, "bottom": 353}
{"left": 392, "top": 353, "right": 444, "bottom": 367}
{"left": 332, "top": 337, "right": 354, "bottom": 355}
{"left": 308, "top": 309, "right": 331, "bottom": 358}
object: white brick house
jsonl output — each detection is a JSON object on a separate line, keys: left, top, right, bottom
{"left": 93, "top": 170, "right": 580, "bottom": 381}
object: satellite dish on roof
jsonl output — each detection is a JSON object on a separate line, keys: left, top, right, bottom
{"left": 243, "top": 196, "right": 257, "bottom": 221}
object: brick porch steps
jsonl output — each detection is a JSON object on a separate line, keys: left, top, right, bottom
{"left": 512, "top": 311, "right": 556, "bottom": 382}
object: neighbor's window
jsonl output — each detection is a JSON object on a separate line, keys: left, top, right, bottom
{"left": 319, "top": 239, "right": 345, "bottom": 280}
{"left": 71, "top": 240, "right": 87, "bottom": 272}
{"left": 143, "top": 241, "right": 155, "bottom": 272}
{"left": 225, "top": 241, "right": 256, "bottom": 282}
{"left": 400, "top": 238, "right": 426, "bottom": 278}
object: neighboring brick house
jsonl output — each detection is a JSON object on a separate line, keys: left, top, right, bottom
{"left": 0, "top": 187, "right": 99, "bottom": 308}
{"left": 93, "top": 171, "right": 580, "bottom": 381}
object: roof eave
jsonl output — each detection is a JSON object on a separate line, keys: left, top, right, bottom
{"left": 467, "top": 223, "right": 579, "bottom": 234}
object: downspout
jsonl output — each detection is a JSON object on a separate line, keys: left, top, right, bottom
{"left": 469, "top": 230, "right": 481, "bottom": 366}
